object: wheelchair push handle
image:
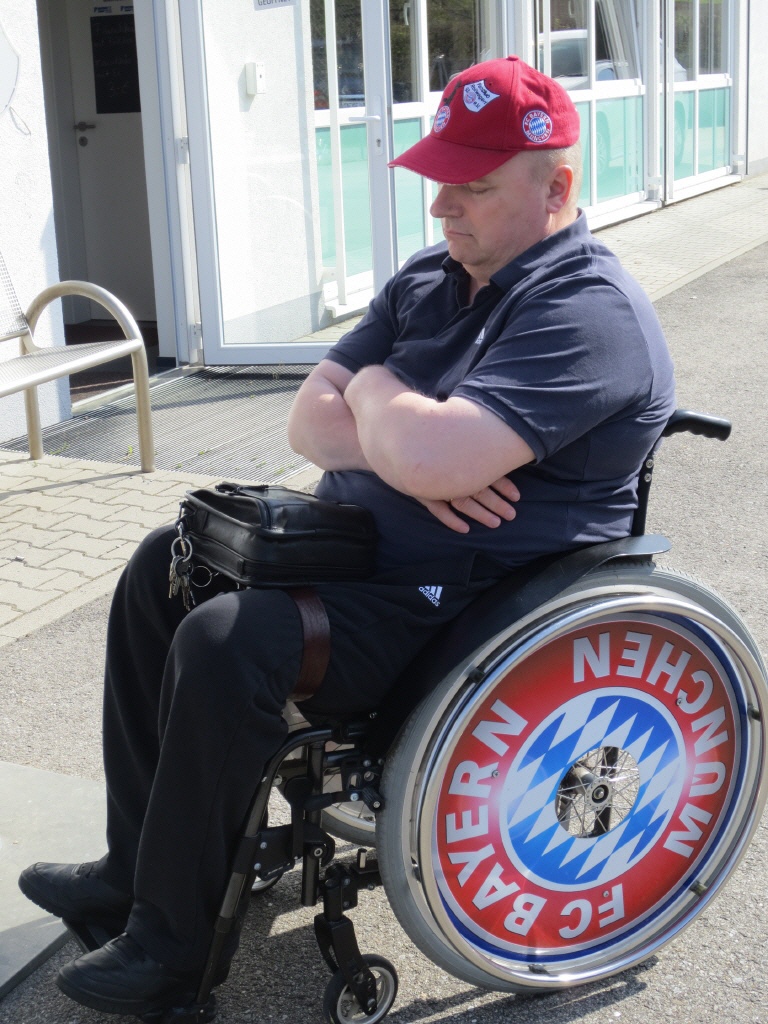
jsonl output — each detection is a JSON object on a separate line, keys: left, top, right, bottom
{"left": 631, "top": 408, "right": 731, "bottom": 537}
{"left": 662, "top": 409, "right": 732, "bottom": 441}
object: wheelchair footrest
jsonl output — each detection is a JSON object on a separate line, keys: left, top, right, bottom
{"left": 139, "top": 993, "right": 216, "bottom": 1024}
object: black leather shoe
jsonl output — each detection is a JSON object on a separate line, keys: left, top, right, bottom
{"left": 18, "top": 861, "right": 132, "bottom": 930}
{"left": 57, "top": 934, "right": 205, "bottom": 1016}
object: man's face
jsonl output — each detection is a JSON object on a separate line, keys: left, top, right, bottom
{"left": 429, "top": 151, "right": 563, "bottom": 285}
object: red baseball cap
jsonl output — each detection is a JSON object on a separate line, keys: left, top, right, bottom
{"left": 389, "top": 56, "right": 580, "bottom": 184}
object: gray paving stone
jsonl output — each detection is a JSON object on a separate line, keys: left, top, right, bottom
{"left": 0, "top": 762, "right": 106, "bottom": 999}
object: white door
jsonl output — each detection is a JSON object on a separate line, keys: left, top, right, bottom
{"left": 181, "top": 0, "right": 504, "bottom": 367}
{"left": 64, "top": 0, "right": 155, "bottom": 321}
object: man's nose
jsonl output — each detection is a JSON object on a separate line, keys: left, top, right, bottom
{"left": 430, "top": 183, "right": 461, "bottom": 219}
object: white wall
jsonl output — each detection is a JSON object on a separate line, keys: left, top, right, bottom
{"left": 747, "top": 1, "right": 768, "bottom": 175}
{"left": 0, "top": 1, "right": 68, "bottom": 445}
{"left": 200, "top": 0, "right": 324, "bottom": 349}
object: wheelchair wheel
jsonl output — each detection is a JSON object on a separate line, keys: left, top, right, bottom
{"left": 322, "top": 955, "right": 398, "bottom": 1024}
{"left": 378, "top": 563, "right": 767, "bottom": 993}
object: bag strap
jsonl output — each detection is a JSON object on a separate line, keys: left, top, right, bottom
{"left": 288, "top": 587, "right": 331, "bottom": 702}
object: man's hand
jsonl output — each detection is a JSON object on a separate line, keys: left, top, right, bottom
{"left": 416, "top": 476, "right": 521, "bottom": 533}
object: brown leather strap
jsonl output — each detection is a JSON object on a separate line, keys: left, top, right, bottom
{"left": 288, "top": 587, "right": 331, "bottom": 702}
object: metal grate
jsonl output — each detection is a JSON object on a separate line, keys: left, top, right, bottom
{"left": 0, "top": 249, "right": 29, "bottom": 340}
{"left": 0, "top": 365, "right": 316, "bottom": 481}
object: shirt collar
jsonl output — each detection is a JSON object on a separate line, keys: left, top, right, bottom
{"left": 491, "top": 211, "right": 590, "bottom": 291}
{"left": 441, "top": 252, "right": 503, "bottom": 307}
{"left": 439, "top": 211, "right": 590, "bottom": 294}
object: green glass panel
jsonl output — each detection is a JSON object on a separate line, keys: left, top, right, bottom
{"left": 575, "top": 102, "right": 591, "bottom": 207}
{"left": 315, "top": 127, "right": 333, "bottom": 267}
{"left": 430, "top": 178, "right": 445, "bottom": 244}
{"left": 315, "top": 124, "right": 372, "bottom": 277}
{"left": 596, "top": 96, "right": 643, "bottom": 203}
{"left": 393, "top": 119, "right": 425, "bottom": 262}
{"left": 716, "top": 87, "right": 730, "bottom": 168}
{"left": 698, "top": 89, "right": 715, "bottom": 173}
{"left": 698, "top": 87, "right": 729, "bottom": 173}
{"left": 674, "top": 91, "right": 695, "bottom": 179}
{"left": 339, "top": 124, "right": 372, "bottom": 275}
{"left": 425, "top": 117, "right": 445, "bottom": 244}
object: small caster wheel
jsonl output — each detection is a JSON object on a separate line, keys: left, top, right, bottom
{"left": 322, "top": 955, "right": 398, "bottom": 1023}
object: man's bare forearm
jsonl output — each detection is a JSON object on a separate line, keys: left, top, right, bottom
{"left": 287, "top": 362, "right": 371, "bottom": 471}
{"left": 344, "top": 365, "right": 534, "bottom": 499}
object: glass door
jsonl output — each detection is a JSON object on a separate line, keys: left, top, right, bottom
{"left": 311, "top": 0, "right": 505, "bottom": 314}
{"left": 180, "top": 0, "right": 507, "bottom": 366}
{"left": 661, "top": 0, "right": 732, "bottom": 198}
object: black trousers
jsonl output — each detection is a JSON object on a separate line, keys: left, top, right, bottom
{"left": 97, "top": 526, "right": 497, "bottom": 972}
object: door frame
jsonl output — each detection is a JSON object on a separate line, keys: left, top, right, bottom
{"left": 38, "top": 1, "right": 158, "bottom": 322}
{"left": 37, "top": 0, "right": 92, "bottom": 325}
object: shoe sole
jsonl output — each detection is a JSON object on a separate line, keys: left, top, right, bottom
{"left": 55, "top": 970, "right": 200, "bottom": 1017}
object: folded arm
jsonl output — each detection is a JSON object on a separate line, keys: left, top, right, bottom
{"left": 343, "top": 364, "right": 535, "bottom": 498}
{"left": 288, "top": 360, "right": 530, "bottom": 533}
{"left": 287, "top": 359, "right": 371, "bottom": 471}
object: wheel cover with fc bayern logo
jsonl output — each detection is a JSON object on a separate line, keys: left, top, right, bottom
{"left": 414, "top": 605, "right": 758, "bottom": 984}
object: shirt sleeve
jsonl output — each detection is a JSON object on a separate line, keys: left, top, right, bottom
{"left": 324, "top": 299, "right": 397, "bottom": 374}
{"left": 452, "top": 277, "right": 656, "bottom": 462}
{"left": 323, "top": 243, "right": 452, "bottom": 374}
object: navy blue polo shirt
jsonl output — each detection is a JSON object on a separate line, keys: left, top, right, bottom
{"left": 315, "top": 213, "right": 676, "bottom": 574}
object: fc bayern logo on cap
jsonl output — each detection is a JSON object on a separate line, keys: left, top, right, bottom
{"left": 434, "top": 104, "right": 451, "bottom": 133}
{"left": 522, "top": 109, "right": 553, "bottom": 144}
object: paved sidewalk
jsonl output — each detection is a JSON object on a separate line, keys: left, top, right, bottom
{"left": 0, "top": 456, "right": 223, "bottom": 650}
{"left": 596, "top": 172, "right": 768, "bottom": 299}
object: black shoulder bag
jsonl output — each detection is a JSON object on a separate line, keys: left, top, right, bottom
{"left": 168, "top": 483, "right": 378, "bottom": 700}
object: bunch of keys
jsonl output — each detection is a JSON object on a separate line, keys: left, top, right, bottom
{"left": 168, "top": 535, "right": 196, "bottom": 611}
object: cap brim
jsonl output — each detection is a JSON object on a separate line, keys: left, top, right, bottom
{"left": 389, "top": 133, "right": 519, "bottom": 185}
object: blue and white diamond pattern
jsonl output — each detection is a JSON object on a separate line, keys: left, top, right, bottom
{"left": 500, "top": 688, "right": 687, "bottom": 890}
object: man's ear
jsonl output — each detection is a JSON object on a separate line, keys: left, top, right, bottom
{"left": 546, "top": 164, "right": 574, "bottom": 213}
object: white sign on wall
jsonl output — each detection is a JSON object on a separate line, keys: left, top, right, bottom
{"left": 253, "top": 0, "right": 297, "bottom": 10}
{"left": 0, "top": 20, "right": 19, "bottom": 115}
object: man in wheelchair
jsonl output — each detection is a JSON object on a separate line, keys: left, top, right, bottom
{"left": 19, "top": 56, "right": 677, "bottom": 1018}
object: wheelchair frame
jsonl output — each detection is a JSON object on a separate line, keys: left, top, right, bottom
{"left": 149, "top": 411, "right": 767, "bottom": 1024}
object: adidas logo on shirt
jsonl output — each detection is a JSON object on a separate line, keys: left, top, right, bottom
{"left": 419, "top": 585, "right": 443, "bottom": 607}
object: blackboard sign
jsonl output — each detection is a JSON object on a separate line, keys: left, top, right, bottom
{"left": 90, "top": 14, "right": 141, "bottom": 114}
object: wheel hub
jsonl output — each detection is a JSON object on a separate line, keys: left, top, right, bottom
{"left": 556, "top": 746, "right": 640, "bottom": 838}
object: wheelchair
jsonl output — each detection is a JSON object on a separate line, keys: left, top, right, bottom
{"left": 149, "top": 410, "right": 768, "bottom": 1024}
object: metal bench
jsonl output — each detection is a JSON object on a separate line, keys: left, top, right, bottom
{"left": 0, "top": 250, "right": 154, "bottom": 472}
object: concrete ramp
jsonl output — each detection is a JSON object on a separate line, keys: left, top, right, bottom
{"left": 0, "top": 762, "right": 106, "bottom": 997}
